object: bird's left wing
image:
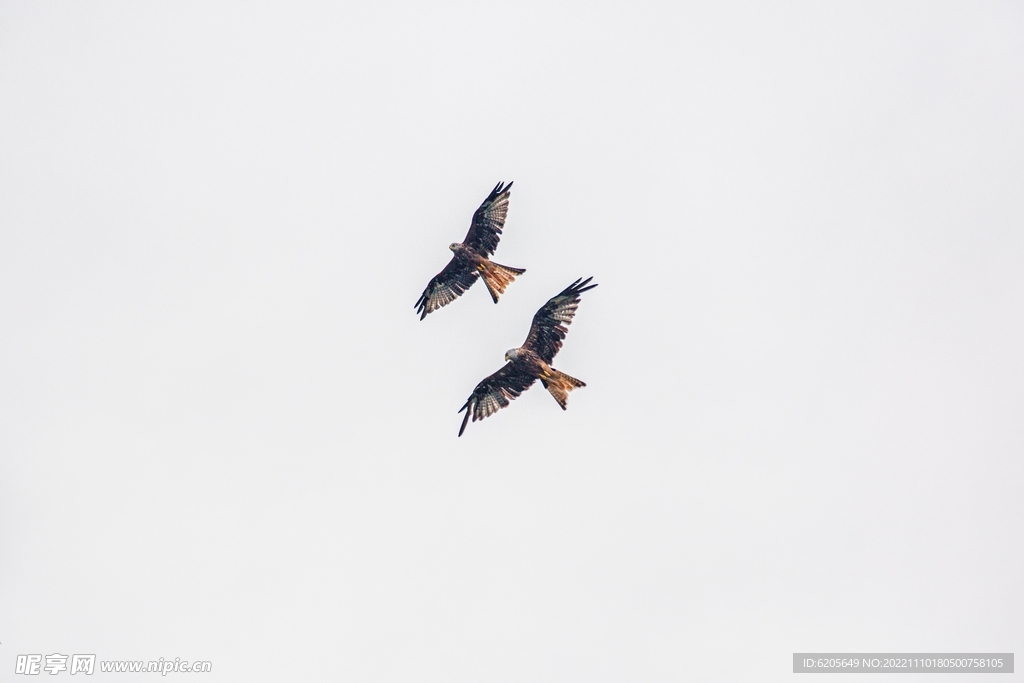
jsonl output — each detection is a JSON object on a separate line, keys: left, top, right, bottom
{"left": 462, "top": 181, "right": 513, "bottom": 257}
{"left": 521, "top": 277, "right": 598, "bottom": 363}
{"left": 458, "top": 362, "right": 537, "bottom": 436}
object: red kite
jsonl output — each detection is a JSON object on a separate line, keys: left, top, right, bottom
{"left": 415, "top": 182, "right": 525, "bottom": 320}
{"left": 458, "top": 277, "right": 597, "bottom": 436}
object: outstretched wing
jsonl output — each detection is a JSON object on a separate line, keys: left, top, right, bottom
{"left": 522, "top": 277, "right": 598, "bottom": 363}
{"left": 463, "top": 181, "right": 513, "bottom": 257}
{"left": 458, "top": 362, "right": 538, "bottom": 436}
{"left": 415, "top": 256, "right": 478, "bottom": 320}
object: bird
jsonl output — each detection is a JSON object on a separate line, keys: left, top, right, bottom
{"left": 415, "top": 182, "right": 526, "bottom": 320}
{"left": 458, "top": 277, "right": 597, "bottom": 436}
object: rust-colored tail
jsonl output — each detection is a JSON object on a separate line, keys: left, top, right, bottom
{"left": 541, "top": 370, "right": 586, "bottom": 410}
{"left": 478, "top": 260, "right": 525, "bottom": 303}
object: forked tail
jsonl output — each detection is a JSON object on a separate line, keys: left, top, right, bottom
{"left": 541, "top": 369, "right": 586, "bottom": 410}
{"left": 478, "top": 260, "right": 525, "bottom": 303}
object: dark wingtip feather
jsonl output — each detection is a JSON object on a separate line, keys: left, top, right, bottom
{"left": 560, "top": 276, "right": 598, "bottom": 297}
{"left": 558, "top": 278, "right": 581, "bottom": 296}
{"left": 575, "top": 276, "right": 598, "bottom": 294}
{"left": 458, "top": 404, "right": 472, "bottom": 437}
{"left": 415, "top": 291, "right": 428, "bottom": 319}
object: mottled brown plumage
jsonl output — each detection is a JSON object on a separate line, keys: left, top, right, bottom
{"left": 415, "top": 182, "right": 525, "bottom": 320}
{"left": 458, "top": 277, "right": 597, "bottom": 436}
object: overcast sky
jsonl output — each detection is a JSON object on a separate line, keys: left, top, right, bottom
{"left": 1, "top": 2, "right": 1022, "bottom": 680}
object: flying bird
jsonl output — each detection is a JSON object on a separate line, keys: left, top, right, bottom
{"left": 415, "top": 182, "right": 526, "bottom": 320}
{"left": 458, "top": 277, "right": 597, "bottom": 436}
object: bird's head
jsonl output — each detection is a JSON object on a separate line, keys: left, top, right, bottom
{"left": 505, "top": 348, "right": 521, "bottom": 362}
{"left": 449, "top": 242, "right": 460, "bottom": 252}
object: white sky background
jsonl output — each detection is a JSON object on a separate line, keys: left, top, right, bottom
{"left": 1, "top": 1, "right": 1022, "bottom": 680}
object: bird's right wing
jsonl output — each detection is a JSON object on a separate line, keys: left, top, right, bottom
{"left": 415, "top": 256, "right": 479, "bottom": 320}
{"left": 458, "top": 362, "right": 537, "bottom": 436}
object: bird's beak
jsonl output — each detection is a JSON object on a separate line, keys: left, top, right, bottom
{"left": 504, "top": 353, "right": 510, "bottom": 361}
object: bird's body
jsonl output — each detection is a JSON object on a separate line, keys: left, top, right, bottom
{"left": 504, "top": 347, "right": 585, "bottom": 410}
{"left": 415, "top": 182, "right": 525, "bottom": 320}
{"left": 458, "top": 277, "right": 597, "bottom": 436}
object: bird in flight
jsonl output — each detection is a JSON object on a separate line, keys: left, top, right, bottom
{"left": 458, "top": 277, "right": 597, "bottom": 436}
{"left": 415, "top": 182, "right": 526, "bottom": 320}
